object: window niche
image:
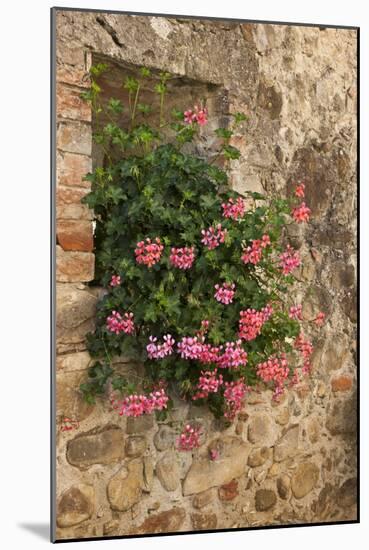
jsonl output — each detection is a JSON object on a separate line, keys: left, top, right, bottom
{"left": 91, "top": 54, "right": 229, "bottom": 169}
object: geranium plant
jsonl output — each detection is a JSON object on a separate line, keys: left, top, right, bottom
{"left": 79, "top": 64, "right": 323, "bottom": 434}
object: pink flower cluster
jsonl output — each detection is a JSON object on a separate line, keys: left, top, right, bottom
{"left": 241, "top": 234, "right": 271, "bottom": 265}
{"left": 110, "top": 274, "right": 121, "bottom": 287}
{"left": 184, "top": 105, "right": 208, "bottom": 126}
{"left": 106, "top": 311, "right": 135, "bottom": 335}
{"left": 201, "top": 224, "right": 227, "bottom": 250}
{"left": 289, "top": 304, "right": 302, "bottom": 320}
{"left": 177, "top": 336, "right": 205, "bottom": 360}
{"left": 214, "top": 282, "right": 236, "bottom": 304}
{"left": 292, "top": 202, "right": 311, "bottom": 223}
{"left": 256, "top": 354, "right": 290, "bottom": 400}
{"left": 176, "top": 424, "right": 202, "bottom": 451}
{"left": 111, "top": 387, "right": 169, "bottom": 417}
{"left": 177, "top": 336, "right": 247, "bottom": 370}
{"left": 295, "top": 183, "right": 305, "bottom": 198}
{"left": 198, "top": 343, "right": 221, "bottom": 365}
{"left": 193, "top": 369, "right": 223, "bottom": 400}
{"left": 146, "top": 334, "right": 175, "bottom": 359}
{"left": 169, "top": 246, "right": 195, "bottom": 270}
{"left": 294, "top": 332, "right": 314, "bottom": 375}
{"left": 224, "top": 379, "right": 249, "bottom": 419}
{"left": 217, "top": 340, "right": 248, "bottom": 369}
{"left": 238, "top": 305, "right": 273, "bottom": 341}
{"left": 135, "top": 237, "right": 164, "bottom": 267}
{"left": 221, "top": 197, "right": 245, "bottom": 220}
{"left": 279, "top": 245, "right": 301, "bottom": 275}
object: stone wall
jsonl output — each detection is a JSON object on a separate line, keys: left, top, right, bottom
{"left": 54, "top": 9, "right": 357, "bottom": 540}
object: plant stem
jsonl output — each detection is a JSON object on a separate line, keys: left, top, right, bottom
{"left": 131, "top": 83, "right": 141, "bottom": 127}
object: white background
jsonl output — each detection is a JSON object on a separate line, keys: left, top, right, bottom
{"left": 0, "top": 0, "right": 366, "bottom": 548}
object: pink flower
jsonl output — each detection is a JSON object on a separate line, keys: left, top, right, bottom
{"left": 198, "top": 343, "right": 221, "bottom": 364}
{"left": 184, "top": 105, "right": 208, "bottom": 126}
{"left": 135, "top": 237, "right": 164, "bottom": 267}
{"left": 176, "top": 424, "right": 202, "bottom": 451}
{"left": 241, "top": 235, "right": 271, "bottom": 265}
{"left": 295, "top": 183, "right": 305, "bottom": 198}
{"left": 224, "top": 379, "right": 249, "bottom": 419}
{"left": 195, "top": 106, "right": 208, "bottom": 126}
{"left": 279, "top": 245, "right": 301, "bottom": 275}
{"left": 217, "top": 340, "right": 248, "bottom": 369}
{"left": 193, "top": 369, "right": 223, "bottom": 400}
{"left": 170, "top": 246, "right": 195, "bottom": 270}
{"left": 214, "top": 282, "right": 236, "bottom": 304}
{"left": 177, "top": 336, "right": 204, "bottom": 360}
{"left": 261, "top": 234, "right": 271, "bottom": 248}
{"left": 146, "top": 334, "right": 175, "bottom": 359}
{"left": 209, "top": 448, "right": 219, "bottom": 461}
{"left": 201, "top": 224, "right": 227, "bottom": 250}
{"left": 294, "top": 332, "right": 314, "bottom": 375}
{"left": 238, "top": 306, "right": 272, "bottom": 341}
{"left": 289, "top": 370, "right": 300, "bottom": 387}
{"left": 110, "top": 274, "right": 121, "bottom": 287}
{"left": 257, "top": 354, "right": 290, "bottom": 400}
{"left": 106, "top": 311, "right": 135, "bottom": 335}
{"left": 111, "top": 387, "right": 169, "bottom": 417}
{"left": 221, "top": 197, "right": 245, "bottom": 220}
{"left": 292, "top": 202, "right": 311, "bottom": 223}
{"left": 184, "top": 109, "right": 196, "bottom": 124}
{"left": 314, "top": 311, "right": 325, "bottom": 326}
{"left": 289, "top": 304, "right": 302, "bottom": 320}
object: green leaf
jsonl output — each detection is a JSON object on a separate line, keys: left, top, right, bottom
{"left": 215, "top": 128, "right": 233, "bottom": 139}
{"left": 222, "top": 145, "right": 241, "bottom": 160}
{"left": 107, "top": 98, "right": 124, "bottom": 114}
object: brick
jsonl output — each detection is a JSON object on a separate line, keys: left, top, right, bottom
{"left": 56, "top": 245, "right": 94, "bottom": 282}
{"left": 56, "top": 186, "right": 92, "bottom": 220}
{"left": 57, "top": 83, "right": 91, "bottom": 122}
{"left": 57, "top": 121, "right": 91, "bottom": 155}
{"left": 56, "top": 65, "right": 91, "bottom": 88}
{"left": 218, "top": 479, "right": 239, "bottom": 501}
{"left": 331, "top": 375, "right": 353, "bottom": 393}
{"left": 56, "top": 151, "right": 91, "bottom": 188}
{"left": 57, "top": 220, "right": 94, "bottom": 252}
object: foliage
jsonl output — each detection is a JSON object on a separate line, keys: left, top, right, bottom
{"left": 78, "top": 64, "right": 319, "bottom": 421}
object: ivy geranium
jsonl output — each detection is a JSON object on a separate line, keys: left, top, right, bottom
{"left": 79, "top": 64, "right": 324, "bottom": 438}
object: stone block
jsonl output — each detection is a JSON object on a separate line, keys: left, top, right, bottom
{"left": 56, "top": 246, "right": 95, "bottom": 282}
{"left": 67, "top": 426, "right": 124, "bottom": 468}
{"left": 57, "top": 220, "right": 94, "bottom": 252}
{"left": 57, "top": 151, "right": 92, "bottom": 188}
{"left": 57, "top": 121, "right": 92, "bottom": 155}
{"left": 57, "top": 83, "right": 92, "bottom": 121}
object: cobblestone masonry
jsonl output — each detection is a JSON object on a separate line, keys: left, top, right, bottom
{"left": 54, "top": 10, "right": 357, "bottom": 540}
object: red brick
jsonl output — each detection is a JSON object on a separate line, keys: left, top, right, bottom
{"left": 56, "top": 246, "right": 94, "bottom": 282}
{"left": 218, "top": 479, "right": 239, "bottom": 501}
{"left": 57, "top": 151, "right": 91, "bottom": 188}
{"left": 56, "top": 65, "right": 91, "bottom": 88}
{"left": 57, "top": 83, "right": 91, "bottom": 122}
{"left": 331, "top": 375, "right": 353, "bottom": 393}
{"left": 57, "top": 220, "right": 93, "bottom": 252}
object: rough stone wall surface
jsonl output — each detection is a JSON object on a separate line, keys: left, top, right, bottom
{"left": 55, "top": 10, "right": 357, "bottom": 540}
